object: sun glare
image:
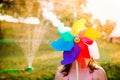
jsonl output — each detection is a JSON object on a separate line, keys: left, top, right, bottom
{"left": 0, "top": 14, "right": 40, "bottom": 24}
{"left": 85, "top": 0, "right": 120, "bottom": 37}
{"left": 86, "top": 0, "right": 120, "bottom": 24}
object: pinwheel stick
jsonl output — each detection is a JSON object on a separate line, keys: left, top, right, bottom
{"left": 76, "top": 60, "right": 79, "bottom": 80}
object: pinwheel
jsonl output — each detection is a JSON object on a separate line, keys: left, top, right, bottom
{"left": 50, "top": 18, "right": 101, "bottom": 68}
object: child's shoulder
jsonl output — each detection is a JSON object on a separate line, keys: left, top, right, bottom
{"left": 95, "top": 65, "right": 105, "bottom": 72}
{"left": 94, "top": 66, "right": 107, "bottom": 80}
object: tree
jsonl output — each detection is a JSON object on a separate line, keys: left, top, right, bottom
{"left": 0, "top": 21, "right": 3, "bottom": 39}
{"left": 103, "top": 20, "right": 116, "bottom": 36}
{"left": 92, "top": 18, "right": 103, "bottom": 31}
{"left": 0, "top": 0, "right": 16, "bottom": 16}
{"left": 82, "top": 13, "right": 93, "bottom": 27}
{"left": 50, "top": 0, "right": 86, "bottom": 26}
{"left": 0, "top": 0, "right": 41, "bottom": 17}
{"left": 0, "top": 0, "right": 16, "bottom": 39}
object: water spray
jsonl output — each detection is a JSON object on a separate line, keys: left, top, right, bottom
{"left": 0, "top": 1, "right": 65, "bottom": 73}
{"left": 0, "top": 39, "right": 34, "bottom": 73}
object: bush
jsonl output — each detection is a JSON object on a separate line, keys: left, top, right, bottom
{"left": 101, "top": 62, "right": 120, "bottom": 80}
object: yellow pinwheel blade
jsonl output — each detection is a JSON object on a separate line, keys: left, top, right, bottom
{"left": 83, "top": 27, "right": 102, "bottom": 40}
{"left": 71, "top": 18, "right": 87, "bottom": 36}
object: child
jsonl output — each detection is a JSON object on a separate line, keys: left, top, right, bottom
{"left": 50, "top": 18, "right": 107, "bottom": 80}
{"left": 55, "top": 58, "right": 107, "bottom": 80}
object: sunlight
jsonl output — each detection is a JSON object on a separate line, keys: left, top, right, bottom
{"left": 85, "top": 0, "right": 120, "bottom": 37}
{"left": 23, "top": 17, "right": 40, "bottom": 24}
{"left": 86, "top": 0, "right": 120, "bottom": 24}
{"left": 0, "top": 14, "right": 19, "bottom": 23}
{"left": 0, "top": 14, "right": 40, "bottom": 24}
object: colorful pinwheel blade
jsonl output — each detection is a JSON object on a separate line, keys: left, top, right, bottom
{"left": 58, "top": 31, "right": 75, "bottom": 41}
{"left": 61, "top": 44, "right": 80, "bottom": 65}
{"left": 77, "top": 56, "right": 86, "bottom": 68}
{"left": 84, "top": 58, "right": 90, "bottom": 68}
{"left": 50, "top": 38, "right": 74, "bottom": 51}
{"left": 81, "top": 37, "right": 93, "bottom": 45}
{"left": 71, "top": 18, "right": 87, "bottom": 36}
{"left": 78, "top": 30, "right": 86, "bottom": 38}
{"left": 83, "top": 27, "right": 102, "bottom": 40}
{"left": 58, "top": 26, "right": 71, "bottom": 33}
{"left": 77, "top": 37, "right": 92, "bottom": 68}
{"left": 87, "top": 41, "right": 100, "bottom": 59}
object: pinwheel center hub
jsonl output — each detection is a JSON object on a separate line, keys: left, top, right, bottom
{"left": 74, "top": 37, "right": 80, "bottom": 43}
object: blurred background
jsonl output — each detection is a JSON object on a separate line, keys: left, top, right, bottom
{"left": 0, "top": 0, "right": 120, "bottom": 80}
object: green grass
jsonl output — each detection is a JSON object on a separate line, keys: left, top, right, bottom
{"left": 0, "top": 42, "right": 62, "bottom": 80}
{"left": 96, "top": 39, "right": 120, "bottom": 80}
{"left": 0, "top": 41, "right": 120, "bottom": 80}
{"left": 0, "top": 21, "right": 120, "bottom": 80}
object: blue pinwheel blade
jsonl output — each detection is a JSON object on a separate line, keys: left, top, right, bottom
{"left": 50, "top": 38, "right": 74, "bottom": 51}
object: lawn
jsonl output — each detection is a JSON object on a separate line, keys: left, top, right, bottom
{"left": 0, "top": 21, "right": 120, "bottom": 80}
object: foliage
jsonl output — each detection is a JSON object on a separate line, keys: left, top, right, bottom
{"left": 101, "top": 62, "right": 120, "bottom": 80}
{"left": 102, "top": 20, "right": 116, "bottom": 36}
{"left": 0, "top": 0, "right": 14, "bottom": 14}
{"left": 0, "top": 0, "right": 41, "bottom": 18}
{"left": 0, "top": 22, "right": 3, "bottom": 39}
{"left": 0, "top": 0, "right": 87, "bottom": 18}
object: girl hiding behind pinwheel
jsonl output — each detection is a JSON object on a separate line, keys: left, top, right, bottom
{"left": 50, "top": 18, "right": 107, "bottom": 80}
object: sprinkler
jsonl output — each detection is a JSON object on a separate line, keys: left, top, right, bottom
{"left": 25, "top": 67, "right": 34, "bottom": 72}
